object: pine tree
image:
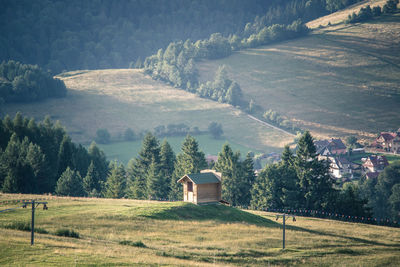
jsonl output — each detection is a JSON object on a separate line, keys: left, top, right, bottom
{"left": 169, "top": 135, "right": 207, "bottom": 200}
{"left": 214, "top": 143, "right": 243, "bottom": 206}
{"left": 57, "top": 135, "right": 74, "bottom": 178}
{"left": 26, "top": 142, "right": 49, "bottom": 193}
{"left": 88, "top": 141, "right": 109, "bottom": 183}
{"left": 159, "top": 139, "right": 175, "bottom": 198}
{"left": 104, "top": 162, "right": 126, "bottom": 198}
{"left": 146, "top": 158, "right": 165, "bottom": 199}
{"left": 294, "top": 131, "right": 335, "bottom": 210}
{"left": 126, "top": 133, "right": 161, "bottom": 199}
{"left": 240, "top": 152, "right": 256, "bottom": 206}
{"left": 55, "top": 167, "right": 84, "bottom": 196}
{"left": 83, "top": 161, "right": 101, "bottom": 196}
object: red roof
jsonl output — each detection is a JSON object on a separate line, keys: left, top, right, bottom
{"left": 379, "top": 132, "right": 397, "bottom": 142}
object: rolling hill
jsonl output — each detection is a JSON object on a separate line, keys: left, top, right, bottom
{"left": 0, "top": 194, "right": 399, "bottom": 266}
{"left": 1, "top": 69, "right": 294, "bottom": 157}
{"left": 197, "top": 11, "right": 400, "bottom": 140}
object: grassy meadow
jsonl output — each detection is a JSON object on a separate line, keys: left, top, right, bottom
{"left": 1, "top": 69, "right": 293, "bottom": 154}
{"left": 0, "top": 194, "right": 399, "bottom": 266}
{"left": 197, "top": 12, "right": 400, "bottom": 141}
{"left": 98, "top": 134, "right": 261, "bottom": 165}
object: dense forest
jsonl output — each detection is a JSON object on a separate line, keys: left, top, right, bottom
{"left": 0, "top": 60, "right": 66, "bottom": 103}
{"left": 0, "top": 0, "right": 363, "bottom": 74}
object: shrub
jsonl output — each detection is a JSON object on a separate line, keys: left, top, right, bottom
{"left": 119, "top": 240, "right": 147, "bottom": 248}
{"left": 4, "top": 221, "right": 48, "bottom": 234}
{"left": 95, "top": 128, "right": 111, "bottom": 144}
{"left": 55, "top": 228, "right": 80, "bottom": 238}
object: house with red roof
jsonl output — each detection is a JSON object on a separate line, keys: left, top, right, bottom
{"left": 374, "top": 129, "right": 400, "bottom": 153}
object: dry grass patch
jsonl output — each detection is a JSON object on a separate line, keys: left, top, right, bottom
{"left": 0, "top": 194, "right": 399, "bottom": 266}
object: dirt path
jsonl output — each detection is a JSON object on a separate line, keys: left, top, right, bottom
{"left": 247, "top": 115, "right": 296, "bottom": 137}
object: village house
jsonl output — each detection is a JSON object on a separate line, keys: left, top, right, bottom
{"left": 177, "top": 170, "right": 222, "bottom": 204}
{"left": 362, "top": 155, "right": 389, "bottom": 179}
{"left": 373, "top": 129, "right": 400, "bottom": 153}
{"left": 314, "top": 138, "right": 347, "bottom": 155}
{"left": 317, "top": 140, "right": 358, "bottom": 180}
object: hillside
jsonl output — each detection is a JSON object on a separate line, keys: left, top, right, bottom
{"left": 1, "top": 69, "right": 294, "bottom": 155}
{"left": 197, "top": 12, "right": 400, "bottom": 140}
{"left": 0, "top": 194, "right": 399, "bottom": 266}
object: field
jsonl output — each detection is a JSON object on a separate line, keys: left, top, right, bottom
{"left": 197, "top": 12, "right": 400, "bottom": 140}
{"left": 0, "top": 194, "right": 399, "bottom": 266}
{"left": 1, "top": 69, "right": 294, "bottom": 155}
{"left": 98, "top": 134, "right": 260, "bottom": 165}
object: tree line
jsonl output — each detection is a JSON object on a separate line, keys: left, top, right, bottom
{"left": 346, "top": 0, "right": 399, "bottom": 24}
{"left": 0, "top": 60, "right": 66, "bottom": 103}
{"left": 0, "top": 0, "right": 287, "bottom": 74}
{"left": 0, "top": 113, "right": 108, "bottom": 195}
{"left": 1, "top": 0, "right": 363, "bottom": 75}
{"left": 1, "top": 113, "right": 398, "bottom": 221}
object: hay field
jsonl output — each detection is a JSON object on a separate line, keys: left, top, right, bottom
{"left": 197, "top": 13, "right": 400, "bottom": 140}
{"left": 1, "top": 69, "right": 294, "bottom": 153}
{"left": 0, "top": 194, "right": 399, "bottom": 266}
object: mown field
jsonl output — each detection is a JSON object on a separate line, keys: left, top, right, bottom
{"left": 0, "top": 194, "right": 399, "bottom": 266}
{"left": 1, "top": 69, "right": 294, "bottom": 155}
{"left": 99, "top": 134, "right": 259, "bottom": 165}
{"left": 197, "top": 12, "right": 400, "bottom": 140}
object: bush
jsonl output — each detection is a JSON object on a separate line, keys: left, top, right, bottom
{"left": 55, "top": 228, "right": 80, "bottom": 238}
{"left": 119, "top": 240, "right": 147, "bottom": 248}
{"left": 95, "top": 128, "right": 111, "bottom": 144}
{"left": 3, "top": 221, "right": 48, "bottom": 234}
{"left": 124, "top": 128, "right": 136, "bottom": 141}
{"left": 208, "top": 122, "right": 223, "bottom": 139}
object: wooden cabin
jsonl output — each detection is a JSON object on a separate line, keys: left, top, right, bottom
{"left": 177, "top": 170, "right": 221, "bottom": 204}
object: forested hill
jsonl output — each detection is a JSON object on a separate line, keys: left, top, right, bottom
{"left": 0, "top": 0, "right": 277, "bottom": 73}
{"left": 0, "top": 0, "right": 364, "bottom": 74}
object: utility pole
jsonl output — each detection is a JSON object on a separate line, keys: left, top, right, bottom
{"left": 23, "top": 200, "right": 48, "bottom": 245}
{"left": 276, "top": 213, "right": 296, "bottom": 249}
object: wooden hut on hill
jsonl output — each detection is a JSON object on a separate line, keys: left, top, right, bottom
{"left": 177, "top": 170, "right": 221, "bottom": 204}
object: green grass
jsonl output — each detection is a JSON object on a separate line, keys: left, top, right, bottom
{"left": 1, "top": 69, "right": 294, "bottom": 155}
{"left": 197, "top": 13, "right": 400, "bottom": 141}
{"left": 0, "top": 194, "right": 399, "bottom": 266}
{"left": 98, "top": 134, "right": 260, "bottom": 164}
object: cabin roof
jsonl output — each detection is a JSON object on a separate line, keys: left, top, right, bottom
{"left": 177, "top": 172, "right": 221, "bottom": 184}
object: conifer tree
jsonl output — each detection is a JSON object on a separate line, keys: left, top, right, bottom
{"left": 215, "top": 143, "right": 242, "bottom": 205}
{"left": 169, "top": 135, "right": 207, "bottom": 200}
{"left": 146, "top": 158, "right": 165, "bottom": 199}
{"left": 104, "top": 162, "right": 126, "bottom": 199}
{"left": 294, "top": 131, "right": 335, "bottom": 210}
{"left": 240, "top": 152, "right": 256, "bottom": 206}
{"left": 159, "top": 139, "right": 176, "bottom": 198}
{"left": 83, "top": 161, "right": 101, "bottom": 196}
{"left": 57, "top": 135, "right": 74, "bottom": 178}
{"left": 88, "top": 141, "right": 109, "bottom": 182}
{"left": 55, "top": 167, "right": 84, "bottom": 196}
{"left": 26, "top": 142, "right": 49, "bottom": 193}
{"left": 126, "top": 133, "right": 161, "bottom": 199}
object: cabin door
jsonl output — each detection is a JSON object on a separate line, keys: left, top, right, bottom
{"left": 187, "top": 181, "right": 193, "bottom": 202}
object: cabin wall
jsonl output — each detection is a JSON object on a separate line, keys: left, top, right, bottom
{"left": 196, "top": 183, "right": 220, "bottom": 203}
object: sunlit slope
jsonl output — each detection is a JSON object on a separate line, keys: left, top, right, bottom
{"left": 306, "top": 0, "right": 388, "bottom": 28}
{"left": 1, "top": 69, "right": 293, "bottom": 151}
{"left": 198, "top": 13, "right": 400, "bottom": 139}
{"left": 0, "top": 195, "right": 399, "bottom": 266}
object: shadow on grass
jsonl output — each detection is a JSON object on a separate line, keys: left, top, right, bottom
{"left": 142, "top": 202, "right": 279, "bottom": 227}
{"left": 286, "top": 224, "right": 400, "bottom": 248}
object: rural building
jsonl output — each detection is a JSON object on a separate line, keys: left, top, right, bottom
{"left": 362, "top": 155, "right": 389, "bottom": 173}
{"left": 373, "top": 129, "right": 400, "bottom": 153}
{"left": 315, "top": 138, "right": 347, "bottom": 155}
{"left": 177, "top": 170, "right": 222, "bottom": 204}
